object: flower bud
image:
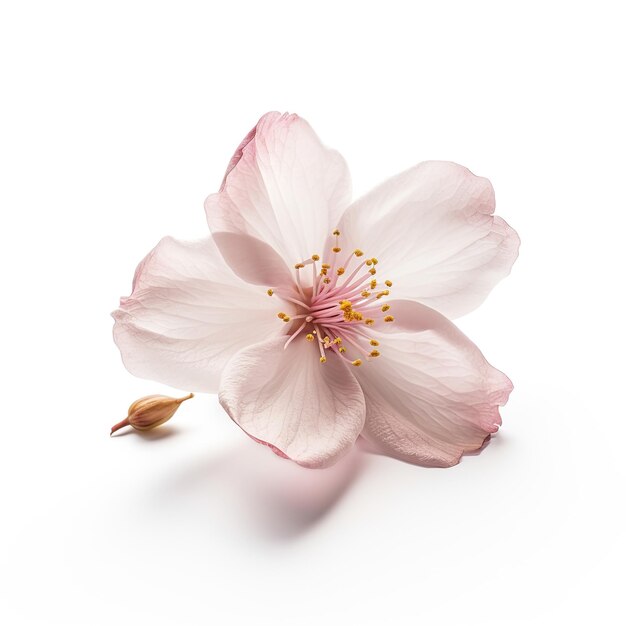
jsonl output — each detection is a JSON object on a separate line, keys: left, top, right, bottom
{"left": 110, "top": 393, "right": 194, "bottom": 435}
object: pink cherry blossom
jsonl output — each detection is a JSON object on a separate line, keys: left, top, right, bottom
{"left": 113, "top": 112, "right": 519, "bottom": 469}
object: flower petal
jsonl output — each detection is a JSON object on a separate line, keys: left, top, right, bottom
{"left": 219, "top": 336, "right": 366, "bottom": 468}
{"left": 211, "top": 231, "right": 295, "bottom": 290}
{"left": 112, "top": 236, "right": 282, "bottom": 393}
{"left": 205, "top": 112, "right": 352, "bottom": 265}
{"left": 355, "top": 300, "right": 513, "bottom": 467}
{"left": 337, "top": 161, "right": 519, "bottom": 319}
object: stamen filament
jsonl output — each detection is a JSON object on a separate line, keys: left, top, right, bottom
{"left": 283, "top": 321, "right": 307, "bottom": 349}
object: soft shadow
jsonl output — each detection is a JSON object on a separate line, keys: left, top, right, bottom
{"left": 111, "top": 425, "right": 181, "bottom": 441}
{"left": 159, "top": 442, "right": 367, "bottom": 541}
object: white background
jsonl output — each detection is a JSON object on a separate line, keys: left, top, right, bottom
{"left": 1, "top": 1, "right": 624, "bottom": 624}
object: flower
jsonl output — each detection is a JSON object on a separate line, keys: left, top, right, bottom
{"left": 112, "top": 112, "right": 519, "bottom": 469}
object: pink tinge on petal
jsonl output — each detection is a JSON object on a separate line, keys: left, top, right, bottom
{"left": 218, "top": 336, "right": 366, "bottom": 469}
{"left": 337, "top": 160, "right": 520, "bottom": 319}
{"left": 354, "top": 299, "right": 513, "bottom": 467}
{"left": 112, "top": 236, "right": 283, "bottom": 393}
{"left": 205, "top": 111, "right": 352, "bottom": 266}
{"left": 219, "top": 117, "right": 265, "bottom": 191}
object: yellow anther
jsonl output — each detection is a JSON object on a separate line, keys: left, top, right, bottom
{"left": 353, "top": 311, "right": 363, "bottom": 321}
{"left": 339, "top": 300, "right": 352, "bottom": 311}
{"left": 294, "top": 263, "right": 305, "bottom": 269}
{"left": 324, "top": 336, "right": 330, "bottom": 343}
{"left": 371, "top": 257, "right": 378, "bottom": 265}
{"left": 352, "top": 359, "right": 362, "bottom": 367}
{"left": 381, "top": 304, "right": 390, "bottom": 312}
{"left": 323, "top": 277, "right": 331, "bottom": 283}
{"left": 376, "top": 289, "right": 390, "bottom": 299}
{"left": 361, "top": 290, "right": 371, "bottom": 298}
{"left": 339, "top": 347, "right": 346, "bottom": 353}
{"left": 333, "top": 337, "right": 342, "bottom": 344}
{"left": 320, "top": 356, "right": 327, "bottom": 363}
{"left": 354, "top": 249, "right": 364, "bottom": 257}
{"left": 366, "top": 259, "right": 373, "bottom": 266}
{"left": 384, "top": 315, "right": 395, "bottom": 322}
{"left": 320, "top": 268, "right": 328, "bottom": 276}
{"left": 306, "top": 333, "right": 314, "bottom": 342}
{"left": 311, "top": 254, "right": 320, "bottom": 261}
{"left": 365, "top": 318, "right": 375, "bottom": 326}
{"left": 385, "top": 280, "right": 393, "bottom": 287}
{"left": 369, "top": 268, "right": 377, "bottom": 275}
{"left": 277, "top": 312, "right": 286, "bottom": 319}
{"left": 370, "top": 279, "right": 377, "bottom": 289}
{"left": 370, "top": 339, "right": 380, "bottom": 346}
{"left": 267, "top": 289, "right": 274, "bottom": 296}
{"left": 370, "top": 350, "right": 380, "bottom": 357}
{"left": 332, "top": 247, "right": 341, "bottom": 253}
{"left": 332, "top": 229, "right": 341, "bottom": 236}
{"left": 321, "top": 263, "right": 331, "bottom": 269}
{"left": 336, "top": 267, "right": 345, "bottom": 276}
{"left": 282, "top": 315, "right": 291, "bottom": 322}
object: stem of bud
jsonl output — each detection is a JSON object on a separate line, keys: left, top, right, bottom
{"left": 110, "top": 417, "right": 131, "bottom": 436}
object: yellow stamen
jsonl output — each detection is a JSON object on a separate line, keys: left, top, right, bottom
{"left": 370, "top": 339, "right": 380, "bottom": 346}
{"left": 371, "top": 257, "right": 378, "bottom": 265}
{"left": 352, "top": 359, "right": 362, "bottom": 367}
{"left": 311, "top": 254, "right": 320, "bottom": 261}
{"left": 306, "top": 333, "right": 314, "bottom": 342}
{"left": 282, "top": 315, "right": 291, "bottom": 322}
{"left": 320, "top": 356, "right": 327, "bottom": 363}
{"left": 361, "top": 290, "right": 371, "bottom": 298}
{"left": 366, "top": 259, "right": 373, "bottom": 266}
{"left": 354, "top": 249, "right": 364, "bottom": 257}
{"left": 336, "top": 267, "right": 345, "bottom": 276}
{"left": 294, "top": 263, "right": 305, "bottom": 269}
{"left": 384, "top": 315, "right": 394, "bottom": 322}
{"left": 385, "top": 280, "right": 392, "bottom": 287}
{"left": 320, "top": 267, "right": 328, "bottom": 276}
{"left": 370, "top": 279, "right": 377, "bottom": 289}
{"left": 376, "top": 289, "right": 390, "bottom": 299}
{"left": 323, "top": 277, "right": 331, "bottom": 283}
{"left": 370, "top": 350, "right": 380, "bottom": 357}
{"left": 267, "top": 289, "right": 274, "bottom": 296}
{"left": 333, "top": 337, "right": 342, "bottom": 344}
{"left": 365, "top": 318, "right": 375, "bottom": 326}
{"left": 277, "top": 312, "right": 286, "bottom": 319}
{"left": 332, "top": 247, "right": 341, "bottom": 253}
{"left": 321, "top": 263, "right": 331, "bottom": 269}
{"left": 339, "top": 300, "right": 352, "bottom": 311}
{"left": 381, "top": 304, "right": 390, "bottom": 312}
{"left": 369, "top": 268, "right": 376, "bottom": 275}
{"left": 339, "top": 347, "right": 346, "bottom": 353}
{"left": 332, "top": 229, "right": 340, "bottom": 236}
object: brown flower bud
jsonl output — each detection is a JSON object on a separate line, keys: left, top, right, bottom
{"left": 110, "top": 393, "right": 194, "bottom": 436}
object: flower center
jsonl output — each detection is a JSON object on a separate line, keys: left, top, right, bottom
{"left": 267, "top": 230, "right": 394, "bottom": 366}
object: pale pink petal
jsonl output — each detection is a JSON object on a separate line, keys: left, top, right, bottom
{"left": 355, "top": 299, "right": 513, "bottom": 467}
{"left": 219, "top": 336, "right": 366, "bottom": 468}
{"left": 205, "top": 112, "right": 352, "bottom": 266}
{"left": 112, "top": 236, "right": 283, "bottom": 393}
{"left": 337, "top": 161, "right": 519, "bottom": 319}
{"left": 211, "top": 231, "right": 295, "bottom": 290}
